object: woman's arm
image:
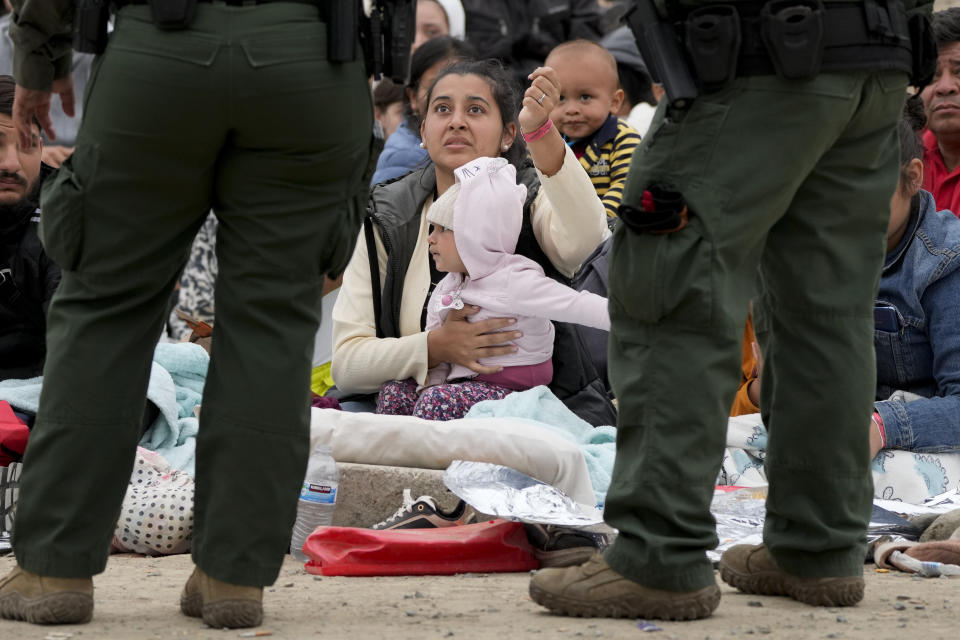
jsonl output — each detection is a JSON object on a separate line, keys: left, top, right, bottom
{"left": 330, "top": 226, "right": 432, "bottom": 393}
{"left": 519, "top": 67, "right": 609, "bottom": 279}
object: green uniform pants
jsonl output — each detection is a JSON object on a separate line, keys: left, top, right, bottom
{"left": 604, "top": 71, "right": 907, "bottom": 592}
{"left": 12, "top": 4, "right": 372, "bottom": 586}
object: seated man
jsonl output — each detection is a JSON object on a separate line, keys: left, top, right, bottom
{"left": 920, "top": 8, "right": 960, "bottom": 214}
{"left": 0, "top": 74, "right": 60, "bottom": 381}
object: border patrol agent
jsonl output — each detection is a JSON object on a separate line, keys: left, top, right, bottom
{"left": 1, "top": 0, "right": 400, "bottom": 628}
{"left": 530, "top": 0, "right": 935, "bottom": 620}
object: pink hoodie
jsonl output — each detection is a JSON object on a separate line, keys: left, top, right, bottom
{"left": 425, "top": 157, "right": 610, "bottom": 386}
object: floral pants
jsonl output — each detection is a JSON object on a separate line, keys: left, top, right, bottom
{"left": 376, "top": 378, "right": 513, "bottom": 421}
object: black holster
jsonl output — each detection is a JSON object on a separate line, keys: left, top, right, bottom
{"left": 326, "top": 0, "right": 360, "bottom": 63}
{"left": 360, "top": 0, "right": 415, "bottom": 83}
{"left": 147, "top": 0, "right": 198, "bottom": 30}
{"left": 624, "top": 0, "right": 698, "bottom": 110}
{"left": 73, "top": 0, "right": 110, "bottom": 54}
{"left": 908, "top": 10, "right": 937, "bottom": 88}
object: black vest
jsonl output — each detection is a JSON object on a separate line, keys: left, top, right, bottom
{"left": 364, "top": 162, "right": 616, "bottom": 426}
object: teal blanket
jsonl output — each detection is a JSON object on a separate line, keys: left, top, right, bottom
{"left": 0, "top": 342, "right": 208, "bottom": 476}
{"left": 465, "top": 386, "right": 615, "bottom": 504}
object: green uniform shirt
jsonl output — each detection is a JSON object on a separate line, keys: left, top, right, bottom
{"left": 10, "top": 0, "right": 76, "bottom": 90}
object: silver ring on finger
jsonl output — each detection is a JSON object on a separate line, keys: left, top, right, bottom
{"left": 536, "top": 92, "right": 546, "bottom": 105}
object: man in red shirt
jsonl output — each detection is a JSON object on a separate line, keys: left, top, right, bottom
{"left": 922, "top": 8, "right": 960, "bottom": 215}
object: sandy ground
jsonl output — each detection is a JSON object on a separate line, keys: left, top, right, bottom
{"left": 1, "top": 553, "right": 956, "bottom": 640}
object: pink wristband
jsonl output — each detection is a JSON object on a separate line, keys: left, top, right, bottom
{"left": 871, "top": 412, "right": 886, "bottom": 449}
{"left": 522, "top": 118, "right": 553, "bottom": 143}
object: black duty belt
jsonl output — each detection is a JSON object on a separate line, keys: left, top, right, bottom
{"left": 740, "top": 2, "right": 912, "bottom": 76}
{"left": 674, "top": 0, "right": 915, "bottom": 80}
{"left": 116, "top": 0, "right": 322, "bottom": 7}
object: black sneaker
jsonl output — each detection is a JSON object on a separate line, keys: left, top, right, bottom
{"left": 372, "top": 489, "right": 475, "bottom": 530}
{"left": 524, "top": 523, "right": 608, "bottom": 568}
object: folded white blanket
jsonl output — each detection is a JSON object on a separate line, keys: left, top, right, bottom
{"left": 309, "top": 408, "right": 596, "bottom": 506}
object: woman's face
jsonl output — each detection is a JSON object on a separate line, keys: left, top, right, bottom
{"left": 412, "top": 0, "right": 450, "bottom": 53}
{"left": 420, "top": 73, "right": 515, "bottom": 176}
{"left": 409, "top": 58, "right": 454, "bottom": 119}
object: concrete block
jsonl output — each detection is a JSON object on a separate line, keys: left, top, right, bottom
{"left": 332, "top": 462, "right": 462, "bottom": 528}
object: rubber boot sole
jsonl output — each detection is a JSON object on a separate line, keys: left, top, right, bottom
{"left": 0, "top": 591, "right": 93, "bottom": 624}
{"left": 719, "top": 563, "right": 864, "bottom": 607}
{"left": 529, "top": 581, "right": 721, "bottom": 621}
{"left": 180, "top": 591, "right": 263, "bottom": 628}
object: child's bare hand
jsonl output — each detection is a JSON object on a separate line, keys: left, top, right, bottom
{"left": 519, "top": 67, "right": 561, "bottom": 134}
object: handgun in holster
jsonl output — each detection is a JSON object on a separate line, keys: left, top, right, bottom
{"left": 624, "top": 0, "right": 698, "bottom": 110}
{"left": 359, "top": 0, "right": 416, "bottom": 84}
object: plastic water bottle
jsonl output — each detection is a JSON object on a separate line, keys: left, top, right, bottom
{"left": 290, "top": 443, "right": 339, "bottom": 562}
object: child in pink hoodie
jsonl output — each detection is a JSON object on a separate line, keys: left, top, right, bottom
{"left": 376, "top": 156, "right": 610, "bottom": 420}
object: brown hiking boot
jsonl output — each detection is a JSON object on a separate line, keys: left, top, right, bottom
{"left": 719, "top": 544, "right": 863, "bottom": 607}
{"left": 179, "top": 567, "right": 263, "bottom": 628}
{"left": 0, "top": 566, "right": 93, "bottom": 624}
{"left": 529, "top": 553, "right": 720, "bottom": 620}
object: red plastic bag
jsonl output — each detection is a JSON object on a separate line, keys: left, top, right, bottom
{"left": 302, "top": 519, "right": 538, "bottom": 576}
{"left": 0, "top": 402, "right": 29, "bottom": 467}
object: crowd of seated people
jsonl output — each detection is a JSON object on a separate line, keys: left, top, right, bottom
{"left": 6, "top": 0, "right": 960, "bottom": 488}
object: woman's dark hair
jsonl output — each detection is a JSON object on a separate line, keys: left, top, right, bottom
{"left": 616, "top": 62, "right": 656, "bottom": 108}
{"left": 373, "top": 78, "right": 404, "bottom": 111}
{"left": 404, "top": 36, "right": 476, "bottom": 129}
{"left": 898, "top": 94, "right": 926, "bottom": 194}
{"left": 424, "top": 58, "right": 528, "bottom": 168}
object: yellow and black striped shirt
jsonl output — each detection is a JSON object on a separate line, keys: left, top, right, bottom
{"left": 571, "top": 115, "right": 642, "bottom": 219}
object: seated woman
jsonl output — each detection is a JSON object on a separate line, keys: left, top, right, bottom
{"left": 370, "top": 36, "right": 475, "bottom": 185}
{"left": 332, "top": 59, "right": 610, "bottom": 415}
{"left": 377, "top": 156, "right": 610, "bottom": 420}
{"left": 870, "top": 97, "right": 960, "bottom": 459}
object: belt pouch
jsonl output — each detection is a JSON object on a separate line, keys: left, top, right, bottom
{"left": 760, "top": 0, "right": 825, "bottom": 80}
{"left": 328, "top": 0, "right": 359, "bottom": 63}
{"left": 684, "top": 5, "right": 741, "bottom": 90}
{"left": 148, "top": 0, "right": 198, "bottom": 30}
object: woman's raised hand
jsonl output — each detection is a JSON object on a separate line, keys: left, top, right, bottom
{"left": 519, "top": 66, "right": 561, "bottom": 134}
{"left": 427, "top": 306, "right": 521, "bottom": 374}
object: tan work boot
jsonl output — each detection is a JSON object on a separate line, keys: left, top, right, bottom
{"left": 0, "top": 566, "right": 93, "bottom": 624}
{"left": 719, "top": 544, "right": 863, "bottom": 607}
{"left": 529, "top": 553, "right": 721, "bottom": 620}
{"left": 179, "top": 567, "right": 263, "bottom": 629}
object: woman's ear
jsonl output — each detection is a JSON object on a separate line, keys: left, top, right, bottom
{"left": 907, "top": 157, "right": 924, "bottom": 196}
{"left": 405, "top": 87, "right": 418, "bottom": 116}
{"left": 501, "top": 122, "right": 518, "bottom": 151}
